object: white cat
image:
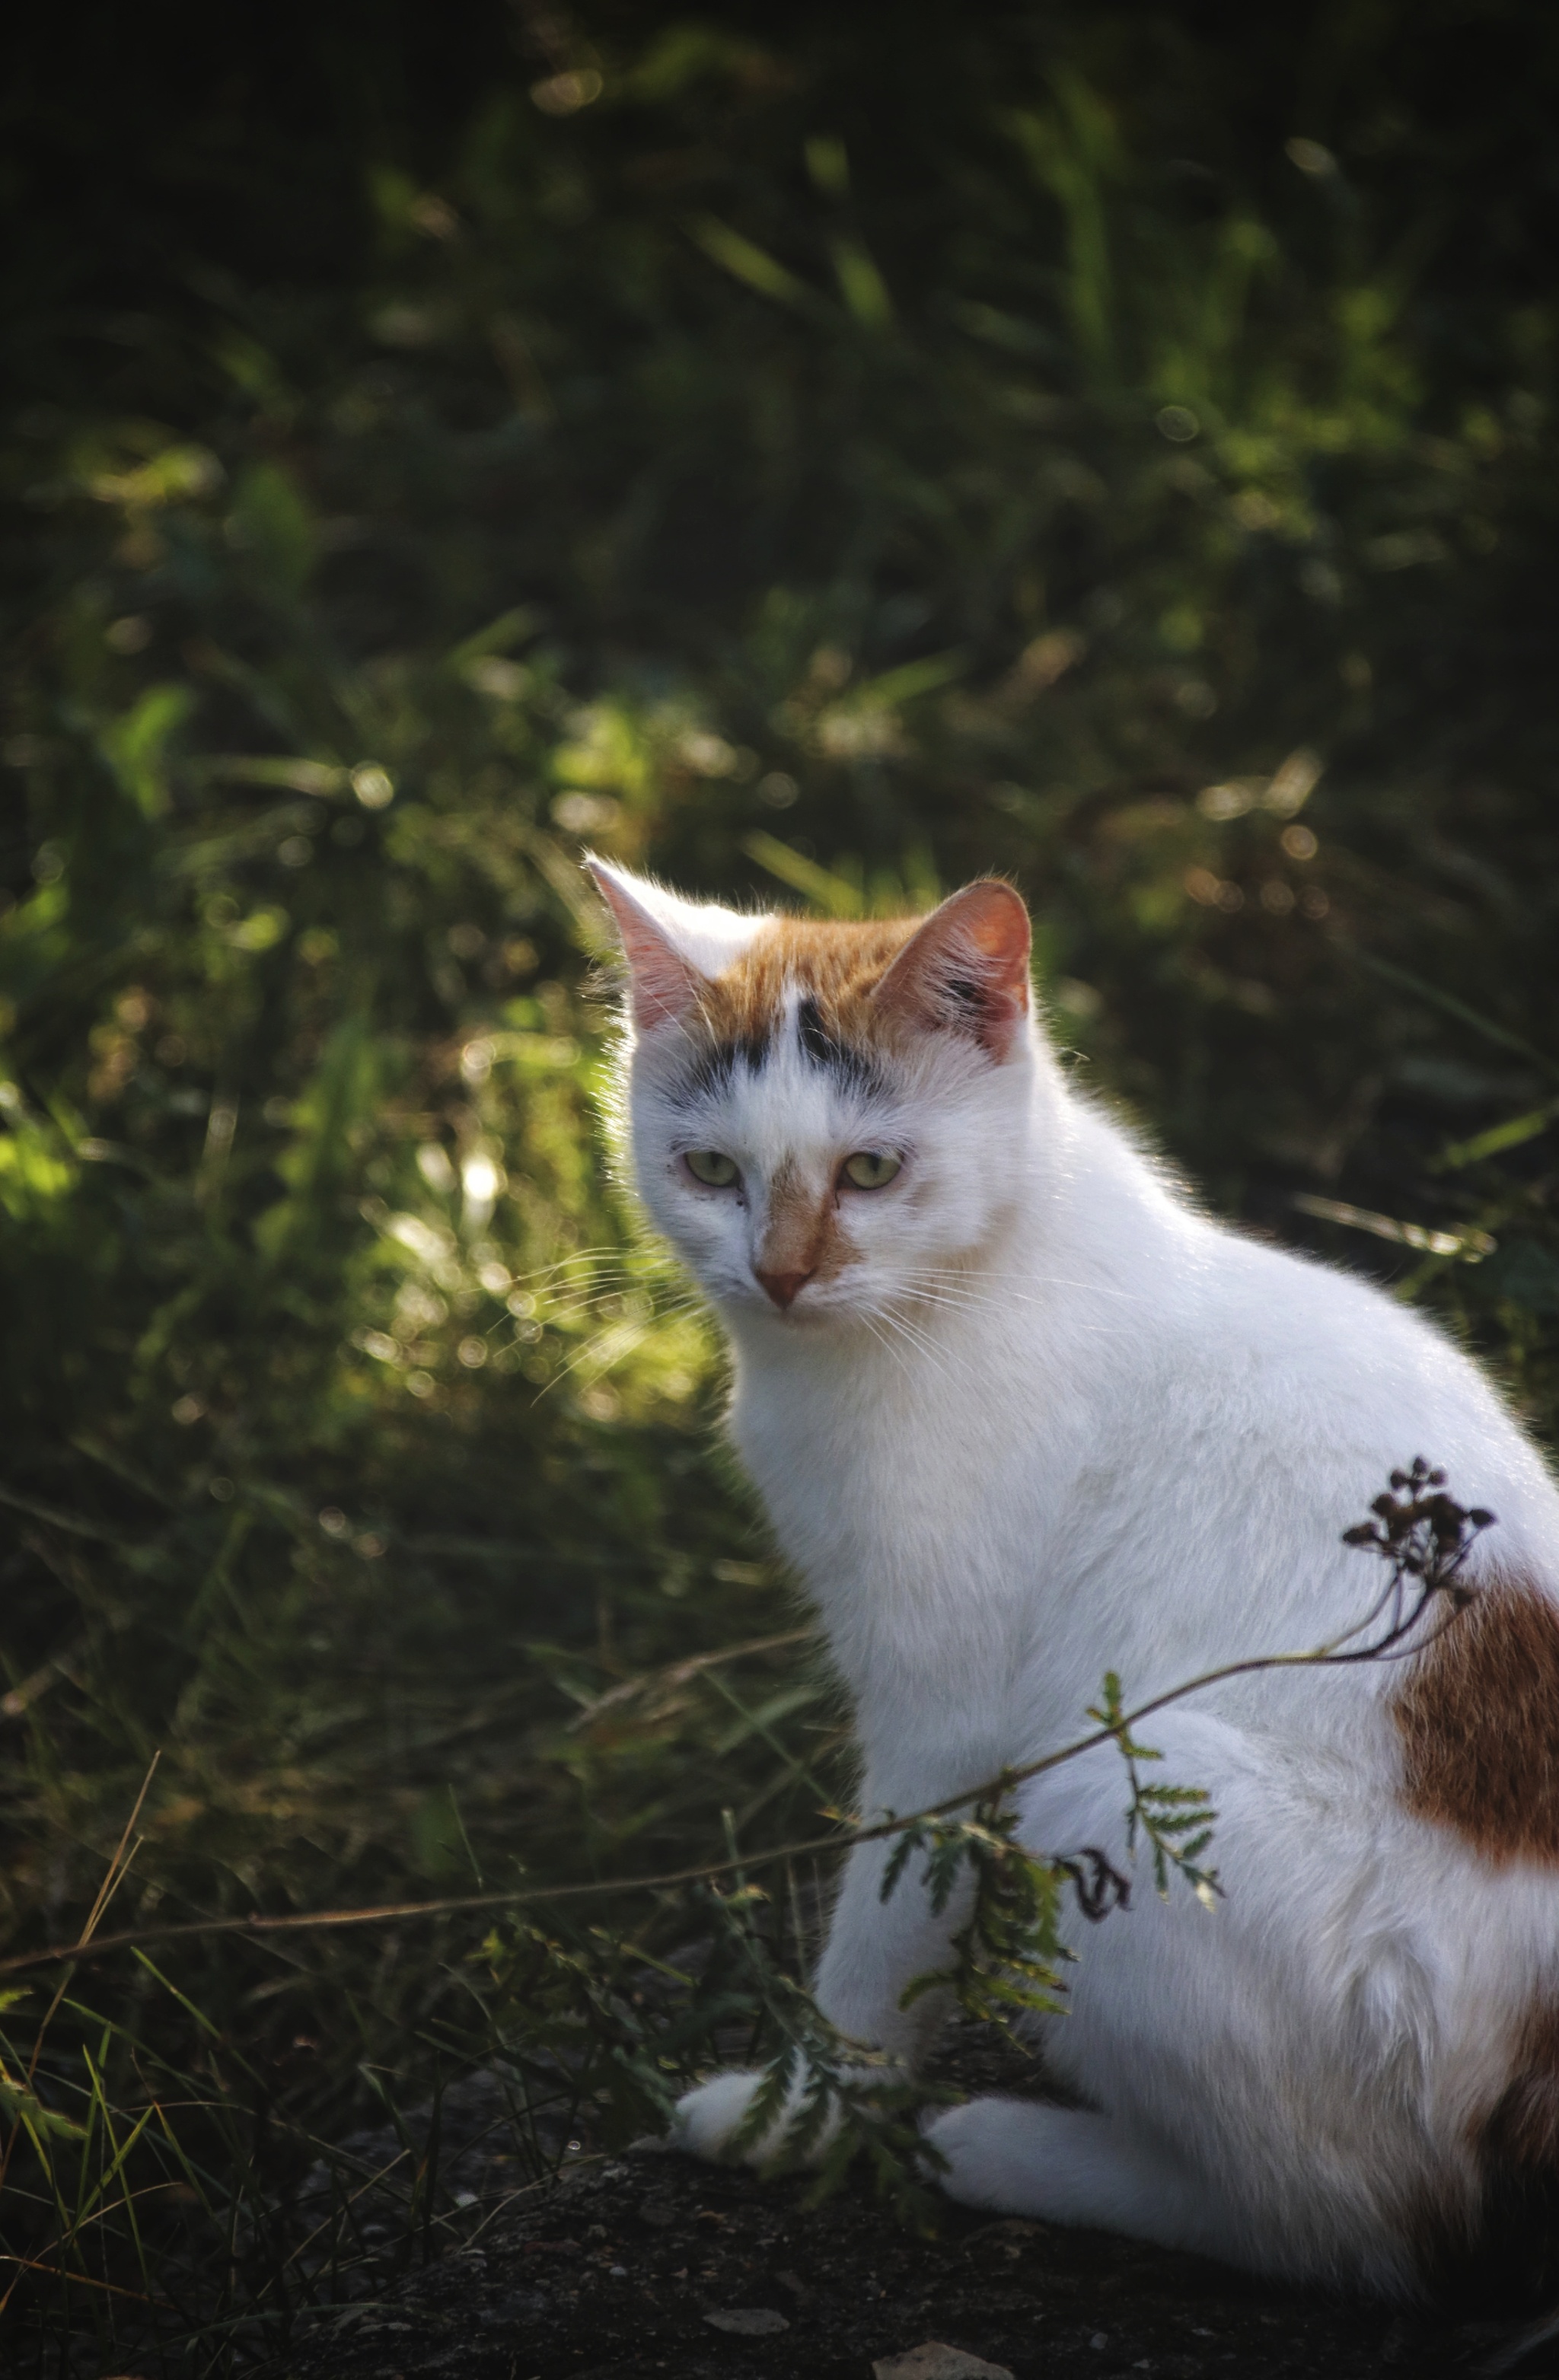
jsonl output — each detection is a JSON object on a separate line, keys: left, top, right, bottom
{"left": 588, "top": 858, "right": 1559, "bottom": 2303}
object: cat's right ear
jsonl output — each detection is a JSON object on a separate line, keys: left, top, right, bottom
{"left": 586, "top": 860, "right": 705, "bottom": 1031}
{"left": 873, "top": 879, "right": 1032, "bottom": 1060}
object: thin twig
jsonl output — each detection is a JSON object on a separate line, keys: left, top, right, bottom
{"left": 76, "top": 1752, "right": 161, "bottom": 1949}
{"left": 565, "top": 1628, "right": 815, "bottom": 1732}
{"left": 0, "top": 2254, "right": 154, "bottom": 2304}
{"left": 0, "top": 1601, "right": 1465, "bottom": 1980}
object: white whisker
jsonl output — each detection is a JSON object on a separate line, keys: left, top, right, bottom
{"left": 895, "top": 1263, "right": 1147, "bottom": 1308}
{"left": 859, "top": 1309, "right": 918, "bottom": 1384}
{"left": 869, "top": 1305, "right": 974, "bottom": 1395}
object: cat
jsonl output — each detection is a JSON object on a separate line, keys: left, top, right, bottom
{"left": 588, "top": 857, "right": 1559, "bottom": 2304}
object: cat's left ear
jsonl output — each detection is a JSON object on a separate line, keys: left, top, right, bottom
{"left": 585, "top": 859, "right": 763, "bottom": 1031}
{"left": 586, "top": 860, "right": 704, "bottom": 1031}
{"left": 872, "top": 880, "right": 1032, "bottom": 1061}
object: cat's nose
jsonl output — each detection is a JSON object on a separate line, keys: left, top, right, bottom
{"left": 755, "top": 1266, "right": 813, "bottom": 1310}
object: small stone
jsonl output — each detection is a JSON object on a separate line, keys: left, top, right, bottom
{"left": 704, "top": 2306, "right": 791, "bottom": 2337}
{"left": 872, "top": 2347, "right": 1015, "bottom": 2380}
{"left": 1092, "top": 2337, "right": 1110, "bottom": 2351}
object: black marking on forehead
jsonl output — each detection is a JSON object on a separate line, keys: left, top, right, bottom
{"left": 796, "top": 996, "right": 884, "bottom": 1097}
{"left": 678, "top": 1028, "right": 773, "bottom": 1101}
{"left": 669, "top": 996, "right": 887, "bottom": 1107}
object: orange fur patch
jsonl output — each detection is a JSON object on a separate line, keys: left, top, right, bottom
{"left": 757, "top": 1156, "right": 861, "bottom": 1292}
{"left": 1428, "top": 1998, "right": 1559, "bottom": 2307}
{"left": 1484, "top": 2002, "right": 1559, "bottom": 2171}
{"left": 687, "top": 882, "right": 1030, "bottom": 1067}
{"left": 1393, "top": 1574, "right": 1559, "bottom": 1863}
{"left": 694, "top": 916, "right": 922, "bottom": 1054}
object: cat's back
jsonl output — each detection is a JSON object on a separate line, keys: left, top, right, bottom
{"left": 993, "top": 1142, "right": 1559, "bottom": 1697}
{"left": 1036, "top": 1104, "right": 1554, "bottom": 1526}
{"left": 1159, "top": 1209, "right": 1556, "bottom": 1540}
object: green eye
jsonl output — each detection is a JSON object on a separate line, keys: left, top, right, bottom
{"left": 685, "top": 1149, "right": 740, "bottom": 1187}
{"left": 842, "top": 1150, "right": 902, "bottom": 1190}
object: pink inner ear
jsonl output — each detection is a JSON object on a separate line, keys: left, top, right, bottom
{"left": 588, "top": 865, "right": 702, "bottom": 1031}
{"left": 874, "top": 881, "right": 1032, "bottom": 1059}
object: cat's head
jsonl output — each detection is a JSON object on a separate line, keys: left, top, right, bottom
{"left": 588, "top": 861, "right": 1054, "bottom": 1327}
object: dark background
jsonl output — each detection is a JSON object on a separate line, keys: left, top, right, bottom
{"left": 2, "top": 2, "right": 1558, "bottom": 2366}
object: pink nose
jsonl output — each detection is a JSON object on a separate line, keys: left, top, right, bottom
{"left": 756, "top": 1266, "right": 813, "bottom": 1310}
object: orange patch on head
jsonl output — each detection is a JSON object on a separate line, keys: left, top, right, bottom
{"left": 694, "top": 916, "right": 922, "bottom": 1057}
{"left": 1393, "top": 1573, "right": 1559, "bottom": 1863}
{"left": 688, "top": 881, "right": 1031, "bottom": 1071}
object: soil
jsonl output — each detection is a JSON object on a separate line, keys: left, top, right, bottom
{"left": 282, "top": 2137, "right": 1559, "bottom": 2380}
{"left": 283, "top": 2024, "right": 1559, "bottom": 2380}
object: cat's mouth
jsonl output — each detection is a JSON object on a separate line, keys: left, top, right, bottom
{"left": 741, "top": 1270, "right": 849, "bottom": 1323}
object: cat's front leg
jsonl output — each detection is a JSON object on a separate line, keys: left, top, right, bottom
{"left": 672, "top": 1824, "right": 968, "bottom": 2166}
{"left": 810, "top": 1827, "right": 964, "bottom": 2057}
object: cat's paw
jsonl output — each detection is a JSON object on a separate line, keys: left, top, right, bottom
{"left": 671, "top": 2068, "right": 769, "bottom": 2162}
{"left": 672, "top": 2066, "right": 851, "bottom": 2169}
{"left": 920, "top": 2095, "right": 1033, "bottom": 2209}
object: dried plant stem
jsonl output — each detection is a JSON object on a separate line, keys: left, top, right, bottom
{"left": 564, "top": 1627, "right": 815, "bottom": 1732}
{"left": 75, "top": 1751, "right": 160, "bottom": 1950}
{"left": 0, "top": 1577, "right": 1468, "bottom": 1982}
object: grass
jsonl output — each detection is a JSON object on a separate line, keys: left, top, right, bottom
{"left": 2, "top": 1, "right": 1559, "bottom": 2366}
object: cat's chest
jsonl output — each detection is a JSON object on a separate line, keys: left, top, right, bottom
{"left": 728, "top": 1346, "right": 1086, "bottom": 1783}
{"left": 727, "top": 1343, "right": 1069, "bottom": 1597}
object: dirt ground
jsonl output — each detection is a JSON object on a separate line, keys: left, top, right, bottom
{"left": 285, "top": 2135, "right": 1555, "bottom": 2380}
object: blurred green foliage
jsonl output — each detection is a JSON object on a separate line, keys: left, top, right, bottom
{"left": 2, "top": 0, "right": 1559, "bottom": 2362}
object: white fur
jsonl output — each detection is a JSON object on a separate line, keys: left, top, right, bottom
{"left": 595, "top": 865, "right": 1559, "bottom": 2299}
{"left": 591, "top": 858, "right": 767, "bottom": 985}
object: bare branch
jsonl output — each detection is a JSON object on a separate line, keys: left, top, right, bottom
{"left": 0, "top": 1467, "right": 1491, "bottom": 1981}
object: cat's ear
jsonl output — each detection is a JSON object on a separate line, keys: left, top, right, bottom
{"left": 587, "top": 860, "right": 705, "bottom": 1030}
{"left": 872, "top": 880, "right": 1032, "bottom": 1060}
{"left": 586, "top": 859, "right": 763, "bottom": 1031}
